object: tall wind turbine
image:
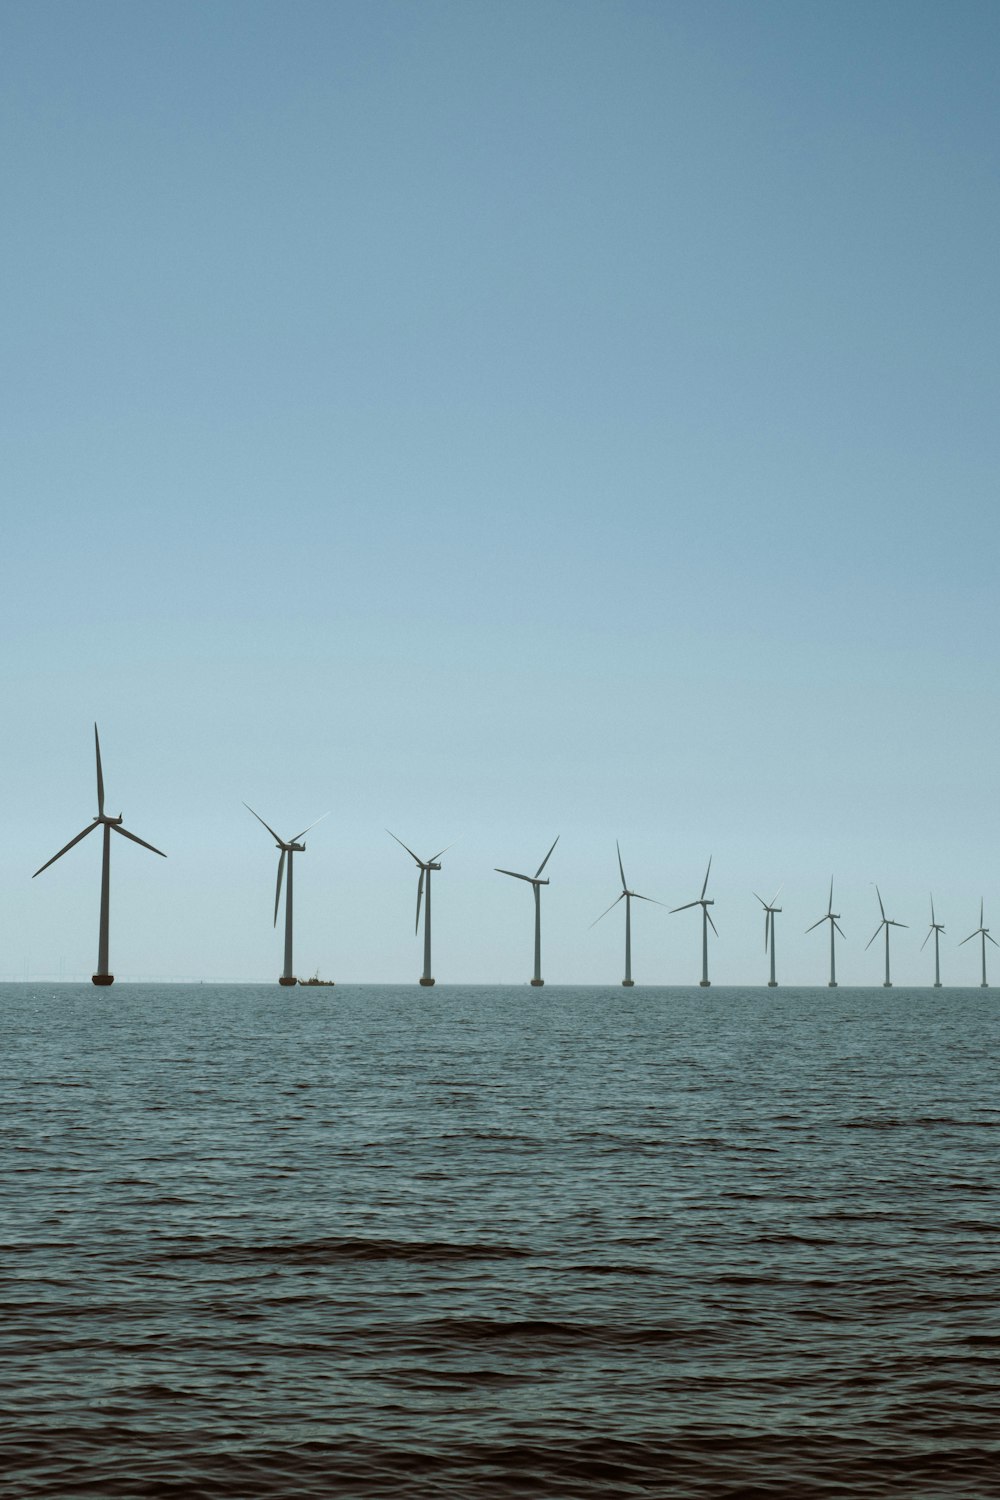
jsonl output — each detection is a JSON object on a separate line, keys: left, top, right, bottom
{"left": 671, "top": 858, "right": 716, "bottom": 987}
{"left": 496, "top": 835, "right": 559, "bottom": 986}
{"left": 754, "top": 888, "right": 782, "bottom": 987}
{"left": 959, "top": 899, "right": 996, "bottom": 988}
{"left": 245, "top": 805, "right": 328, "bottom": 986}
{"left": 591, "top": 841, "right": 667, "bottom": 987}
{"left": 921, "top": 896, "right": 945, "bottom": 988}
{"left": 806, "top": 879, "right": 844, "bottom": 987}
{"left": 866, "top": 886, "right": 907, "bottom": 987}
{"left": 388, "top": 832, "right": 453, "bottom": 986}
{"left": 33, "top": 724, "right": 166, "bottom": 986}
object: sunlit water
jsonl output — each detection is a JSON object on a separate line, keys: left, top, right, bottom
{"left": 2, "top": 983, "right": 999, "bottom": 1497}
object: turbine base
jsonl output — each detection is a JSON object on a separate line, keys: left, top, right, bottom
{"left": 92, "top": 973, "right": 114, "bottom": 987}
{"left": 699, "top": 980, "right": 711, "bottom": 987}
{"left": 767, "top": 980, "right": 778, "bottom": 987}
{"left": 933, "top": 982, "right": 942, "bottom": 988}
{"left": 621, "top": 979, "right": 634, "bottom": 987}
{"left": 883, "top": 982, "right": 893, "bottom": 988}
{"left": 530, "top": 978, "right": 544, "bottom": 987}
{"left": 278, "top": 976, "right": 297, "bottom": 987}
{"left": 981, "top": 982, "right": 989, "bottom": 989}
{"left": 419, "top": 976, "right": 435, "bottom": 987}
{"left": 828, "top": 981, "right": 838, "bottom": 987}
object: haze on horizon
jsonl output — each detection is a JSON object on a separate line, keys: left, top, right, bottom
{"left": 3, "top": 0, "right": 998, "bottom": 986}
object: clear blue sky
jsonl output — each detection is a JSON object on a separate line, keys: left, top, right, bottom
{"left": 3, "top": 0, "right": 999, "bottom": 983}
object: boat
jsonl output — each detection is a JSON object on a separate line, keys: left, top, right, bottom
{"left": 298, "top": 972, "right": 335, "bottom": 987}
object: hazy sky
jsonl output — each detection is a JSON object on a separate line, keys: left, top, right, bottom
{"left": 4, "top": 0, "right": 999, "bottom": 984}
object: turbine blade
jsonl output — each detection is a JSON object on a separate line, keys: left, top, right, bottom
{"left": 616, "top": 840, "right": 627, "bottom": 891}
{"left": 981, "top": 897, "right": 985, "bottom": 926}
{"left": 865, "top": 924, "right": 884, "bottom": 950}
{"left": 827, "top": 877, "right": 834, "bottom": 915}
{"left": 495, "top": 868, "right": 534, "bottom": 884}
{"left": 930, "top": 894, "right": 936, "bottom": 925}
{"left": 535, "top": 835, "right": 559, "bottom": 880}
{"left": 670, "top": 900, "right": 700, "bottom": 913}
{"left": 889, "top": 920, "right": 908, "bottom": 929}
{"left": 386, "top": 829, "right": 421, "bottom": 864}
{"left": 700, "top": 857, "right": 712, "bottom": 900}
{"left": 245, "top": 803, "right": 284, "bottom": 845}
{"left": 590, "top": 892, "right": 624, "bottom": 927}
{"left": 805, "top": 916, "right": 826, "bottom": 933}
{"left": 707, "top": 910, "right": 719, "bottom": 937}
{"left": 415, "top": 868, "right": 424, "bottom": 934}
{"left": 920, "top": 929, "right": 932, "bottom": 951}
{"left": 273, "top": 849, "right": 286, "bottom": 927}
{"left": 834, "top": 921, "right": 846, "bottom": 939}
{"left": 32, "top": 821, "right": 100, "bottom": 878}
{"left": 94, "top": 724, "right": 105, "bottom": 818}
{"left": 753, "top": 891, "right": 767, "bottom": 909}
{"left": 291, "top": 812, "right": 330, "bottom": 843}
{"left": 958, "top": 931, "right": 976, "bottom": 946}
{"left": 112, "top": 824, "right": 167, "bottom": 858}
{"left": 770, "top": 886, "right": 782, "bottom": 906}
{"left": 987, "top": 933, "right": 999, "bottom": 948}
{"left": 876, "top": 886, "right": 886, "bottom": 921}
{"left": 631, "top": 893, "right": 668, "bottom": 907}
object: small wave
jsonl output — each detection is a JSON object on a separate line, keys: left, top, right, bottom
{"left": 387, "top": 1317, "right": 704, "bottom": 1349}
{"left": 158, "top": 1236, "right": 531, "bottom": 1265}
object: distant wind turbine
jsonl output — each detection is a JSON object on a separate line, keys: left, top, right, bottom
{"left": 33, "top": 724, "right": 166, "bottom": 986}
{"left": 671, "top": 858, "right": 716, "bottom": 987}
{"left": 806, "top": 879, "right": 844, "bottom": 988}
{"left": 245, "top": 805, "right": 328, "bottom": 986}
{"left": 959, "top": 899, "right": 997, "bottom": 988}
{"left": 496, "top": 835, "right": 559, "bottom": 986}
{"left": 591, "top": 841, "right": 667, "bottom": 987}
{"left": 754, "top": 888, "right": 782, "bottom": 987}
{"left": 866, "top": 886, "right": 907, "bottom": 987}
{"left": 388, "top": 832, "right": 453, "bottom": 986}
{"left": 920, "top": 896, "right": 945, "bottom": 988}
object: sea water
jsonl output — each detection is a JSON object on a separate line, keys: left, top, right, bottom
{"left": 2, "top": 983, "right": 999, "bottom": 1497}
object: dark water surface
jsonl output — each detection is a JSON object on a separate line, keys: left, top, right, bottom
{"left": 2, "top": 983, "right": 999, "bottom": 1497}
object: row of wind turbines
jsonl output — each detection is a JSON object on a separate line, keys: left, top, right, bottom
{"left": 29, "top": 727, "right": 999, "bottom": 988}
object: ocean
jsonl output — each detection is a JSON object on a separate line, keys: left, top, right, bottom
{"left": 2, "top": 982, "right": 999, "bottom": 1497}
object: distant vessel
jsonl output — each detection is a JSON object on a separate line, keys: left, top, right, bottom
{"left": 298, "top": 972, "right": 335, "bottom": 987}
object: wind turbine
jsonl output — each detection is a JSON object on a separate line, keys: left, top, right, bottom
{"left": 921, "top": 896, "right": 945, "bottom": 988}
{"left": 591, "top": 841, "right": 667, "bottom": 987}
{"left": 33, "top": 724, "right": 166, "bottom": 986}
{"left": 671, "top": 858, "right": 716, "bottom": 987}
{"left": 388, "top": 832, "right": 453, "bottom": 986}
{"left": 495, "top": 835, "right": 559, "bottom": 986}
{"left": 806, "top": 879, "right": 844, "bottom": 987}
{"left": 754, "top": 888, "right": 782, "bottom": 987}
{"left": 866, "top": 886, "right": 907, "bottom": 987}
{"left": 245, "top": 805, "right": 328, "bottom": 986}
{"left": 959, "top": 899, "right": 996, "bottom": 988}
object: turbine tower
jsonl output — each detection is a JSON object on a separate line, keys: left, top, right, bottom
{"left": 591, "top": 841, "right": 667, "bottom": 987}
{"left": 754, "top": 888, "right": 782, "bottom": 987}
{"left": 388, "top": 831, "right": 453, "bottom": 986}
{"left": 921, "top": 896, "right": 945, "bottom": 988}
{"left": 245, "top": 805, "right": 328, "bottom": 986}
{"left": 33, "top": 724, "right": 166, "bottom": 986}
{"left": 806, "top": 879, "right": 844, "bottom": 987}
{"left": 671, "top": 858, "right": 716, "bottom": 987}
{"left": 495, "top": 835, "right": 559, "bottom": 986}
{"left": 866, "top": 886, "right": 907, "bottom": 987}
{"left": 959, "top": 899, "right": 996, "bottom": 988}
